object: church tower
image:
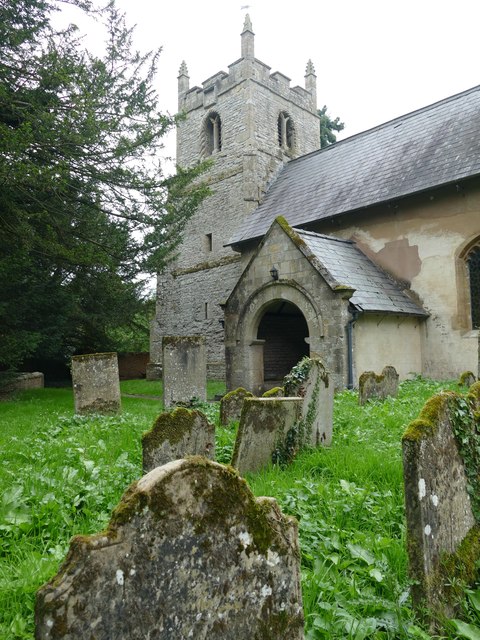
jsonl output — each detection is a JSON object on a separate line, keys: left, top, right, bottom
{"left": 151, "top": 16, "right": 320, "bottom": 379}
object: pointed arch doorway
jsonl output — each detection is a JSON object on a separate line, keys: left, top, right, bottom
{"left": 257, "top": 300, "right": 309, "bottom": 387}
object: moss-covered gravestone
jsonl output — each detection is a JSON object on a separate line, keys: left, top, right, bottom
{"left": 358, "top": 365, "right": 399, "bottom": 405}
{"left": 35, "top": 458, "right": 304, "bottom": 640}
{"left": 162, "top": 336, "right": 206, "bottom": 408}
{"left": 220, "top": 387, "right": 254, "bottom": 426}
{"left": 142, "top": 407, "right": 215, "bottom": 473}
{"left": 71, "top": 352, "right": 121, "bottom": 414}
{"left": 262, "top": 386, "right": 284, "bottom": 398}
{"left": 284, "top": 357, "right": 333, "bottom": 447}
{"left": 459, "top": 370, "right": 476, "bottom": 387}
{"left": 231, "top": 397, "right": 303, "bottom": 474}
{"left": 402, "top": 388, "right": 480, "bottom": 623}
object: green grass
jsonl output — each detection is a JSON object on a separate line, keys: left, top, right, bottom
{"left": 119, "top": 378, "right": 225, "bottom": 400}
{"left": 0, "top": 376, "right": 470, "bottom": 639}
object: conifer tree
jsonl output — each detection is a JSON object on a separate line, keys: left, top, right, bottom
{"left": 0, "top": 0, "right": 209, "bottom": 370}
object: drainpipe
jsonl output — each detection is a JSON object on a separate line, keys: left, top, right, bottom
{"left": 346, "top": 307, "right": 359, "bottom": 389}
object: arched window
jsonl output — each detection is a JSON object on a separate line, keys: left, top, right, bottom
{"left": 204, "top": 112, "right": 222, "bottom": 156}
{"left": 277, "top": 111, "right": 294, "bottom": 151}
{"left": 467, "top": 246, "right": 480, "bottom": 329}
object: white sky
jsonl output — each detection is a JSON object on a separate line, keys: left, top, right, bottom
{"left": 60, "top": 0, "right": 479, "bottom": 159}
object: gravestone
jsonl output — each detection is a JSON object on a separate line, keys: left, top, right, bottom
{"left": 220, "top": 387, "right": 254, "bottom": 425}
{"left": 402, "top": 389, "right": 480, "bottom": 621}
{"left": 262, "top": 386, "right": 284, "bottom": 398}
{"left": 35, "top": 458, "right": 304, "bottom": 640}
{"left": 71, "top": 352, "right": 121, "bottom": 414}
{"left": 358, "top": 365, "right": 399, "bottom": 405}
{"left": 284, "top": 358, "right": 333, "bottom": 447}
{"left": 231, "top": 397, "right": 303, "bottom": 474}
{"left": 142, "top": 407, "right": 215, "bottom": 473}
{"left": 162, "top": 336, "right": 206, "bottom": 408}
{"left": 459, "top": 370, "right": 476, "bottom": 387}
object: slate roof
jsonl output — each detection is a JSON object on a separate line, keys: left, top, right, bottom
{"left": 230, "top": 85, "right": 480, "bottom": 245}
{"left": 294, "top": 228, "right": 428, "bottom": 316}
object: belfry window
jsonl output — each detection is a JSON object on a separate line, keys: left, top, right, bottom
{"left": 278, "top": 111, "right": 294, "bottom": 150}
{"left": 205, "top": 112, "right": 222, "bottom": 155}
{"left": 467, "top": 246, "right": 480, "bottom": 329}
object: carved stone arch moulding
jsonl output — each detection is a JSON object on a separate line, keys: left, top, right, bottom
{"left": 234, "top": 281, "right": 324, "bottom": 344}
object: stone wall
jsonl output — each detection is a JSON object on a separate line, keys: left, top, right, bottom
{"left": 117, "top": 352, "right": 149, "bottom": 380}
{"left": 7, "top": 372, "right": 44, "bottom": 392}
{"left": 354, "top": 315, "right": 423, "bottom": 383}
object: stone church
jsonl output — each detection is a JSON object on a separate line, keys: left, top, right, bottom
{"left": 151, "top": 15, "right": 480, "bottom": 392}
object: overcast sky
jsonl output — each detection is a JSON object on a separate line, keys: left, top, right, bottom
{"left": 62, "top": 0, "right": 479, "bottom": 156}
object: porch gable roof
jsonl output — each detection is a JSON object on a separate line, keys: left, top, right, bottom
{"left": 293, "top": 227, "right": 428, "bottom": 317}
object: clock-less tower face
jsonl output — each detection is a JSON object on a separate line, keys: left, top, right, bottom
{"left": 151, "top": 16, "right": 320, "bottom": 378}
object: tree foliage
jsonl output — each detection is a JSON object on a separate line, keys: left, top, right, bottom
{"left": 0, "top": 0, "right": 209, "bottom": 370}
{"left": 318, "top": 104, "right": 345, "bottom": 148}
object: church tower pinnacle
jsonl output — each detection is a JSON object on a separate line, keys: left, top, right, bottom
{"left": 305, "top": 59, "right": 317, "bottom": 111}
{"left": 241, "top": 14, "right": 255, "bottom": 59}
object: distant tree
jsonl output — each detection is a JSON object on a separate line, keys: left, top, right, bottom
{"left": 318, "top": 105, "right": 345, "bottom": 148}
{"left": 0, "top": 0, "right": 209, "bottom": 371}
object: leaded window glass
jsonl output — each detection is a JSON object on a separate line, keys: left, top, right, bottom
{"left": 468, "top": 246, "right": 480, "bottom": 329}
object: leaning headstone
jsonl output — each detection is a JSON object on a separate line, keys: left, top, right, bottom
{"left": 220, "top": 387, "right": 254, "bottom": 426}
{"left": 231, "top": 397, "right": 303, "bottom": 474}
{"left": 142, "top": 407, "right": 215, "bottom": 473}
{"left": 71, "top": 352, "right": 121, "bottom": 414}
{"left": 358, "top": 365, "right": 399, "bottom": 405}
{"left": 35, "top": 458, "right": 304, "bottom": 640}
{"left": 284, "top": 357, "right": 334, "bottom": 447}
{"left": 402, "top": 389, "right": 480, "bottom": 622}
{"left": 162, "top": 336, "right": 206, "bottom": 408}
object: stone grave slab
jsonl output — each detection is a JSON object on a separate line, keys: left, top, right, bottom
{"left": 284, "top": 357, "right": 333, "bottom": 447}
{"left": 231, "top": 397, "right": 303, "bottom": 474}
{"left": 359, "top": 365, "right": 399, "bottom": 405}
{"left": 402, "top": 390, "right": 480, "bottom": 621}
{"left": 219, "top": 387, "right": 254, "bottom": 426}
{"left": 142, "top": 407, "right": 215, "bottom": 473}
{"left": 35, "top": 458, "right": 304, "bottom": 640}
{"left": 71, "top": 352, "right": 121, "bottom": 414}
{"left": 162, "top": 336, "right": 206, "bottom": 408}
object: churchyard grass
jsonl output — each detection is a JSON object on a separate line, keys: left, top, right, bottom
{"left": 0, "top": 377, "right": 474, "bottom": 639}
